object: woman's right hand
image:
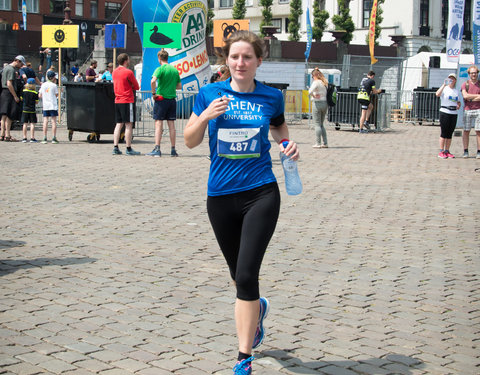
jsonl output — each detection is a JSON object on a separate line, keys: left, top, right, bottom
{"left": 203, "top": 96, "right": 230, "bottom": 121}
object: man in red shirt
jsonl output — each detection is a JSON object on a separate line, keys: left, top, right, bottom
{"left": 111, "top": 53, "right": 140, "bottom": 155}
{"left": 461, "top": 65, "right": 480, "bottom": 159}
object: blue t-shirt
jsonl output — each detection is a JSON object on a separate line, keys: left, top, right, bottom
{"left": 101, "top": 71, "right": 113, "bottom": 82}
{"left": 193, "top": 79, "right": 284, "bottom": 196}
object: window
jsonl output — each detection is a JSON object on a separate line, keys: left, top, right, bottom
{"left": 19, "top": 0, "right": 39, "bottom": 12}
{"left": 419, "top": 0, "right": 429, "bottom": 36}
{"left": 90, "top": 0, "right": 97, "bottom": 18}
{"left": 219, "top": 0, "right": 233, "bottom": 7}
{"left": 105, "top": 2, "right": 121, "bottom": 21}
{"left": 363, "top": 0, "right": 373, "bottom": 28}
{"left": 245, "top": 0, "right": 252, "bottom": 6}
{"left": 464, "top": 0, "right": 472, "bottom": 40}
{"left": 441, "top": 0, "right": 447, "bottom": 37}
{"left": 271, "top": 18, "right": 282, "bottom": 32}
{"left": 75, "top": 0, "right": 83, "bottom": 16}
{"left": 0, "top": 0, "right": 11, "bottom": 10}
{"left": 50, "top": 0, "right": 64, "bottom": 14}
{"left": 278, "top": 0, "right": 289, "bottom": 3}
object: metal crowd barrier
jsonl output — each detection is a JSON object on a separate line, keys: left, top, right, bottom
{"left": 388, "top": 90, "right": 440, "bottom": 126}
{"left": 134, "top": 90, "right": 198, "bottom": 137}
{"left": 326, "top": 91, "right": 392, "bottom": 131}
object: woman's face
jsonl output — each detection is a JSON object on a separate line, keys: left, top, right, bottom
{"left": 227, "top": 41, "right": 262, "bottom": 85}
{"left": 449, "top": 77, "right": 456, "bottom": 87}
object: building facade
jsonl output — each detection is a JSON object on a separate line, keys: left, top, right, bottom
{"left": 213, "top": 0, "right": 473, "bottom": 57}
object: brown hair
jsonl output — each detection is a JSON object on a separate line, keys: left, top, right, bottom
{"left": 158, "top": 50, "right": 169, "bottom": 62}
{"left": 117, "top": 53, "right": 129, "bottom": 65}
{"left": 215, "top": 31, "right": 265, "bottom": 81}
{"left": 312, "top": 67, "right": 328, "bottom": 86}
{"left": 467, "top": 65, "right": 479, "bottom": 74}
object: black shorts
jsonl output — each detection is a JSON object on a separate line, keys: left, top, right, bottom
{"left": 21, "top": 112, "right": 37, "bottom": 124}
{"left": 0, "top": 89, "right": 18, "bottom": 119}
{"left": 439, "top": 112, "right": 458, "bottom": 139}
{"left": 153, "top": 99, "right": 176, "bottom": 121}
{"left": 358, "top": 99, "right": 371, "bottom": 110}
{"left": 115, "top": 102, "right": 136, "bottom": 124}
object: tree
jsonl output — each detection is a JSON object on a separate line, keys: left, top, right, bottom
{"left": 365, "top": 0, "right": 385, "bottom": 45}
{"left": 312, "top": 0, "right": 329, "bottom": 42}
{"left": 259, "top": 0, "right": 273, "bottom": 37}
{"left": 331, "top": 0, "right": 355, "bottom": 44}
{"left": 288, "top": 0, "right": 303, "bottom": 41}
{"left": 206, "top": 0, "right": 214, "bottom": 36}
{"left": 232, "top": 0, "right": 246, "bottom": 20}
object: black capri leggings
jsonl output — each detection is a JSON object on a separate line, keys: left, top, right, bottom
{"left": 207, "top": 182, "right": 281, "bottom": 301}
{"left": 439, "top": 112, "right": 458, "bottom": 139}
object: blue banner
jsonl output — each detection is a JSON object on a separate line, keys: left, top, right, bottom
{"left": 474, "top": 0, "right": 480, "bottom": 64}
{"left": 22, "top": 0, "right": 27, "bottom": 30}
{"left": 305, "top": 7, "right": 312, "bottom": 60}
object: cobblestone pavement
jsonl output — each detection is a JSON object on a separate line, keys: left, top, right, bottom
{"left": 1, "top": 122, "right": 479, "bottom": 375}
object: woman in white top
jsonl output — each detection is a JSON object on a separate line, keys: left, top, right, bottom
{"left": 309, "top": 68, "right": 328, "bottom": 148}
{"left": 435, "top": 73, "right": 461, "bottom": 158}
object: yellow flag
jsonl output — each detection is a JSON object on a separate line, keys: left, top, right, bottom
{"left": 42, "top": 25, "right": 79, "bottom": 48}
{"left": 369, "top": 0, "right": 378, "bottom": 65}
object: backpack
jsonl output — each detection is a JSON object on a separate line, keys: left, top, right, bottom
{"left": 326, "top": 83, "right": 337, "bottom": 107}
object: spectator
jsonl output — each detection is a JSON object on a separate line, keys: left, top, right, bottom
{"left": 111, "top": 53, "right": 140, "bottom": 155}
{"left": 20, "top": 62, "right": 41, "bottom": 85}
{"left": 70, "top": 63, "right": 79, "bottom": 80}
{"left": 85, "top": 60, "right": 98, "bottom": 82}
{"left": 309, "top": 67, "right": 329, "bottom": 148}
{"left": 44, "top": 48, "right": 52, "bottom": 70}
{"left": 436, "top": 73, "right": 461, "bottom": 158}
{"left": 210, "top": 72, "right": 221, "bottom": 83}
{"left": 0, "top": 55, "right": 25, "bottom": 142}
{"left": 357, "top": 70, "right": 382, "bottom": 133}
{"left": 74, "top": 72, "right": 85, "bottom": 82}
{"left": 97, "top": 63, "right": 113, "bottom": 82}
{"left": 39, "top": 70, "right": 59, "bottom": 144}
{"left": 460, "top": 64, "right": 480, "bottom": 159}
{"left": 21, "top": 78, "right": 39, "bottom": 143}
{"left": 146, "top": 50, "right": 182, "bottom": 157}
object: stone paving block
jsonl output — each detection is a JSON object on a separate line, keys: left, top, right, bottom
{"left": 3, "top": 362, "right": 48, "bottom": 375}
{"left": 37, "top": 358, "right": 77, "bottom": 373}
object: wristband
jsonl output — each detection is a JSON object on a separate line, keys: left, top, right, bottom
{"left": 279, "top": 138, "right": 290, "bottom": 144}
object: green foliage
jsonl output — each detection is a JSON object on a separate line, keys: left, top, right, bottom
{"left": 259, "top": 0, "right": 273, "bottom": 36}
{"left": 312, "top": 0, "right": 329, "bottom": 42}
{"left": 206, "top": 0, "right": 214, "bottom": 36}
{"left": 288, "top": 0, "right": 303, "bottom": 41}
{"left": 365, "top": 0, "right": 385, "bottom": 45}
{"left": 331, "top": 0, "right": 355, "bottom": 44}
{"left": 232, "top": 0, "right": 246, "bottom": 20}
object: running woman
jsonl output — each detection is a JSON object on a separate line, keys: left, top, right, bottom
{"left": 184, "top": 30, "right": 299, "bottom": 374}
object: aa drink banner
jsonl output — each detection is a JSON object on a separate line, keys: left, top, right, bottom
{"left": 473, "top": 0, "right": 480, "bottom": 64}
{"left": 368, "top": 0, "right": 378, "bottom": 65}
{"left": 446, "top": 0, "right": 465, "bottom": 63}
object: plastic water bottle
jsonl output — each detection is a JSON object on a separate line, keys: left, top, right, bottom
{"left": 280, "top": 141, "right": 302, "bottom": 195}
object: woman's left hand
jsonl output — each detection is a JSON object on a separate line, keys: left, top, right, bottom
{"left": 280, "top": 141, "right": 300, "bottom": 161}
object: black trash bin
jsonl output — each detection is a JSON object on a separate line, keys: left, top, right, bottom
{"left": 63, "top": 81, "right": 116, "bottom": 142}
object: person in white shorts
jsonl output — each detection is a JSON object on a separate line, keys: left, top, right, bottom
{"left": 460, "top": 65, "right": 480, "bottom": 159}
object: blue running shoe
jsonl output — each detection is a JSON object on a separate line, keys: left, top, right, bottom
{"left": 126, "top": 148, "right": 141, "bottom": 155}
{"left": 112, "top": 147, "right": 122, "bottom": 155}
{"left": 146, "top": 147, "right": 161, "bottom": 157}
{"left": 252, "top": 297, "right": 269, "bottom": 349}
{"left": 233, "top": 356, "right": 254, "bottom": 375}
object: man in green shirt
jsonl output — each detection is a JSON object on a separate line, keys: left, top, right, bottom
{"left": 147, "top": 50, "right": 182, "bottom": 157}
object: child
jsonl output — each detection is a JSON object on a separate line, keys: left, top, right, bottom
{"left": 39, "top": 70, "right": 59, "bottom": 143}
{"left": 21, "top": 78, "right": 39, "bottom": 143}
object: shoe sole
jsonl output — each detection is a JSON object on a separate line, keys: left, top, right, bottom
{"left": 252, "top": 297, "right": 270, "bottom": 349}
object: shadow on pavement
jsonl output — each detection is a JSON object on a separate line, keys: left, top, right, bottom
{"left": 0, "top": 256, "right": 97, "bottom": 276}
{"left": 0, "top": 240, "right": 26, "bottom": 249}
{"left": 259, "top": 350, "right": 424, "bottom": 374}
